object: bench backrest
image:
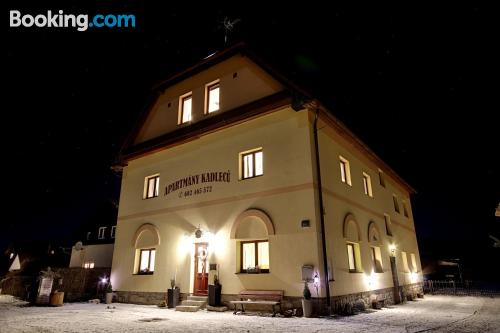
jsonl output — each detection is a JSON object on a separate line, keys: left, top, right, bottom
{"left": 239, "top": 290, "right": 284, "bottom": 302}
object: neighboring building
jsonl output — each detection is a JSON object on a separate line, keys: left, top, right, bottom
{"left": 69, "top": 202, "right": 117, "bottom": 269}
{"left": 111, "top": 44, "right": 422, "bottom": 310}
{"left": 69, "top": 226, "right": 116, "bottom": 269}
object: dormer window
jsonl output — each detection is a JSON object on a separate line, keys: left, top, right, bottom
{"left": 179, "top": 92, "right": 192, "bottom": 124}
{"left": 98, "top": 227, "right": 106, "bottom": 240}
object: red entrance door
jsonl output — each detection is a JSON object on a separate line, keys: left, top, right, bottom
{"left": 193, "top": 243, "right": 208, "bottom": 296}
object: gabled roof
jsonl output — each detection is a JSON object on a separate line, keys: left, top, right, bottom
{"left": 118, "top": 42, "right": 415, "bottom": 194}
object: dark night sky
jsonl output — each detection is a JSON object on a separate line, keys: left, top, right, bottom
{"left": 5, "top": 3, "right": 500, "bottom": 279}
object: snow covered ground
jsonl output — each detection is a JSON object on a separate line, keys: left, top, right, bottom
{"left": 0, "top": 294, "right": 499, "bottom": 333}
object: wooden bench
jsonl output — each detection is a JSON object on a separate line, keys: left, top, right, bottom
{"left": 230, "top": 290, "right": 284, "bottom": 317}
{"left": 371, "top": 294, "right": 386, "bottom": 309}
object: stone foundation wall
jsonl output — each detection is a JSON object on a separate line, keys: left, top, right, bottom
{"left": 114, "top": 282, "right": 424, "bottom": 314}
{"left": 0, "top": 268, "right": 111, "bottom": 302}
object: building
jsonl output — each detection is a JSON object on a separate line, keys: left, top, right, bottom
{"left": 110, "top": 44, "right": 422, "bottom": 311}
{"left": 69, "top": 201, "right": 117, "bottom": 269}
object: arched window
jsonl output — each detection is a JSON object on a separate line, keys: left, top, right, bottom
{"left": 132, "top": 223, "right": 160, "bottom": 275}
{"left": 343, "top": 214, "right": 362, "bottom": 273}
{"left": 368, "top": 221, "right": 383, "bottom": 273}
{"left": 231, "top": 209, "right": 274, "bottom": 273}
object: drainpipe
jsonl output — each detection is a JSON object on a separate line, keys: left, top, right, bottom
{"left": 312, "top": 107, "right": 331, "bottom": 310}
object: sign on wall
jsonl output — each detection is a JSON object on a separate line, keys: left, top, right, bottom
{"left": 164, "top": 171, "right": 231, "bottom": 198}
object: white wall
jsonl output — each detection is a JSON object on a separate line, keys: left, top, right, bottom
{"left": 70, "top": 244, "right": 114, "bottom": 268}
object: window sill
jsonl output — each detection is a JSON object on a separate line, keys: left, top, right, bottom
{"left": 235, "top": 272, "right": 270, "bottom": 275}
{"left": 349, "top": 270, "right": 363, "bottom": 274}
{"left": 239, "top": 174, "right": 264, "bottom": 181}
{"left": 134, "top": 272, "right": 154, "bottom": 276}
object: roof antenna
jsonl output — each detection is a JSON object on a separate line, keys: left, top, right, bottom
{"left": 223, "top": 17, "right": 241, "bottom": 43}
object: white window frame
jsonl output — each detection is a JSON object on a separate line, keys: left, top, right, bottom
{"left": 401, "top": 251, "right": 410, "bottom": 273}
{"left": 378, "top": 169, "right": 386, "bottom": 187}
{"left": 144, "top": 174, "right": 160, "bottom": 199}
{"left": 240, "top": 148, "right": 263, "bottom": 180}
{"left": 347, "top": 242, "right": 361, "bottom": 273}
{"left": 393, "top": 194, "right": 400, "bottom": 213}
{"left": 410, "top": 253, "right": 418, "bottom": 272}
{"left": 371, "top": 246, "right": 383, "bottom": 273}
{"left": 384, "top": 214, "right": 393, "bottom": 236}
{"left": 178, "top": 92, "right": 193, "bottom": 124}
{"left": 138, "top": 248, "right": 156, "bottom": 274}
{"left": 362, "top": 172, "right": 373, "bottom": 197}
{"left": 403, "top": 200, "right": 410, "bottom": 218}
{"left": 339, "top": 156, "right": 352, "bottom": 186}
{"left": 98, "top": 227, "right": 106, "bottom": 240}
{"left": 205, "top": 80, "right": 220, "bottom": 114}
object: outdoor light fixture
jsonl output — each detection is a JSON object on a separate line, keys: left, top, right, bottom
{"left": 195, "top": 225, "right": 203, "bottom": 238}
{"left": 389, "top": 244, "right": 396, "bottom": 256}
{"left": 313, "top": 272, "right": 320, "bottom": 297}
{"left": 100, "top": 277, "right": 108, "bottom": 284}
{"left": 313, "top": 272, "right": 320, "bottom": 286}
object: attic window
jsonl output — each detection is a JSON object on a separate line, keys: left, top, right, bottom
{"left": 206, "top": 81, "right": 220, "bottom": 113}
{"left": 179, "top": 93, "right": 192, "bottom": 124}
{"left": 98, "top": 227, "right": 106, "bottom": 240}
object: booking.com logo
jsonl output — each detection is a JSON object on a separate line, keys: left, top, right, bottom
{"left": 9, "top": 10, "right": 136, "bottom": 32}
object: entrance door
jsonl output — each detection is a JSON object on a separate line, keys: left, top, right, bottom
{"left": 193, "top": 243, "right": 208, "bottom": 295}
{"left": 390, "top": 256, "right": 401, "bottom": 304}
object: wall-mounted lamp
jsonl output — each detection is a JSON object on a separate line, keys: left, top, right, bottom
{"left": 313, "top": 272, "right": 320, "bottom": 286}
{"left": 389, "top": 244, "right": 397, "bottom": 257}
{"left": 195, "top": 225, "right": 203, "bottom": 239}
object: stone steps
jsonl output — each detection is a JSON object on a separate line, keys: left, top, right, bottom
{"left": 175, "top": 305, "right": 199, "bottom": 312}
{"left": 175, "top": 295, "right": 208, "bottom": 312}
{"left": 182, "top": 300, "right": 206, "bottom": 307}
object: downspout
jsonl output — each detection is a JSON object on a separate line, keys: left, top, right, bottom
{"left": 312, "top": 107, "right": 331, "bottom": 310}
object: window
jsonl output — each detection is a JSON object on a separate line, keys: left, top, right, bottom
{"left": 393, "top": 194, "right": 400, "bottom": 213}
{"left": 384, "top": 214, "right": 393, "bottom": 236}
{"left": 179, "top": 93, "right": 192, "bottom": 124}
{"left": 144, "top": 175, "right": 160, "bottom": 199}
{"left": 339, "top": 156, "right": 352, "bottom": 185}
{"left": 371, "top": 246, "right": 383, "bottom": 273}
{"left": 362, "top": 172, "right": 373, "bottom": 197}
{"left": 403, "top": 201, "right": 410, "bottom": 218}
{"left": 138, "top": 248, "right": 156, "bottom": 274}
{"left": 83, "top": 262, "right": 95, "bottom": 269}
{"left": 410, "top": 253, "right": 417, "bottom": 272}
{"left": 241, "top": 149, "right": 263, "bottom": 180}
{"left": 240, "top": 240, "right": 269, "bottom": 273}
{"left": 98, "top": 227, "right": 106, "bottom": 240}
{"left": 401, "top": 251, "right": 410, "bottom": 273}
{"left": 378, "top": 169, "right": 386, "bottom": 187}
{"left": 346, "top": 243, "right": 359, "bottom": 272}
{"left": 111, "top": 226, "right": 116, "bottom": 239}
{"left": 86, "top": 232, "right": 91, "bottom": 240}
{"left": 206, "top": 81, "right": 220, "bottom": 113}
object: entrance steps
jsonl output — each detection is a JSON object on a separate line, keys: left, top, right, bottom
{"left": 175, "top": 295, "right": 208, "bottom": 312}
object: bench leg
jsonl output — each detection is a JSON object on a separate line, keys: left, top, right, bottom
{"left": 241, "top": 303, "right": 245, "bottom": 313}
{"left": 272, "top": 305, "right": 276, "bottom": 317}
{"left": 233, "top": 304, "right": 237, "bottom": 315}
